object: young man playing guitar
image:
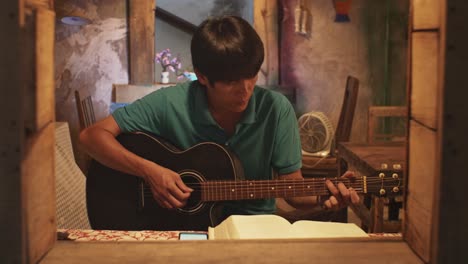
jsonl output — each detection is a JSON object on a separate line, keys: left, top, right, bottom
{"left": 80, "top": 15, "right": 359, "bottom": 230}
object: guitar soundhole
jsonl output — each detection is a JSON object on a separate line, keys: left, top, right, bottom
{"left": 179, "top": 171, "right": 205, "bottom": 214}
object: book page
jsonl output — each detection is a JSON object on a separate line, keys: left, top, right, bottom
{"left": 208, "top": 216, "right": 238, "bottom": 240}
{"left": 290, "top": 220, "right": 369, "bottom": 238}
{"left": 208, "top": 214, "right": 369, "bottom": 240}
{"left": 208, "top": 214, "right": 292, "bottom": 240}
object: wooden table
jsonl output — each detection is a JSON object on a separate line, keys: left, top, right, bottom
{"left": 42, "top": 239, "right": 422, "bottom": 264}
{"left": 337, "top": 142, "right": 406, "bottom": 233}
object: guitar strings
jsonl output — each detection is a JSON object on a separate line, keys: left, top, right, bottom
{"left": 144, "top": 177, "right": 400, "bottom": 185}
{"left": 140, "top": 178, "right": 401, "bottom": 189}
{"left": 141, "top": 177, "right": 401, "bottom": 199}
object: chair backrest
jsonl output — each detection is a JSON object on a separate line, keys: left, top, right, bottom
{"left": 335, "top": 76, "right": 359, "bottom": 143}
{"left": 367, "top": 106, "right": 407, "bottom": 144}
{"left": 75, "top": 90, "right": 96, "bottom": 130}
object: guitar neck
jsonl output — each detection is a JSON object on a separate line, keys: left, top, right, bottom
{"left": 200, "top": 177, "right": 364, "bottom": 201}
{"left": 141, "top": 176, "right": 402, "bottom": 202}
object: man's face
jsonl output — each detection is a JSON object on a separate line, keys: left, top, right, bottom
{"left": 201, "top": 74, "right": 258, "bottom": 113}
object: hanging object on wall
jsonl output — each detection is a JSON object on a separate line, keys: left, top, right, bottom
{"left": 294, "top": 0, "right": 310, "bottom": 36}
{"left": 333, "top": 0, "right": 352, "bottom": 22}
{"left": 55, "top": 0, "right": 91, "bottom": 26}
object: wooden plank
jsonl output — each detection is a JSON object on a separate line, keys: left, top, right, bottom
{"left": 42, "top": 240, "right": 423, "bottom": 264}
{"left": 411, "top": 32, "right": 439, "bottom": 129}
{"left": 254, "top": 0, "right": 278, "bottom": 86}
{"left": 128, "top": 0, "right": 155, "bottom": 85}
{"left": 22, "top": 122, "right": 56, "bottom": 263}
{"left": 405, "top": 120, "right": 437, "bottom": 263}
{"left": 412, "top": 0, "right": 440, "bottom": 30}
{"left": 25, "top": 0, "right": 53, "bottom": 10}
{"left": 113, "top": 83, "right": 173, "bottom": 103}
{"left": 0, "top": 1, "right": 24, "bottom": 262}
{"left": 8, "top": 6, "right": 56, "bottom": 263}
{"left": 23, "top": 6, "right": 36, "bottom": 134}
{"left": 432, "top": 1, "right": 468, "bottom": 262}
{"left": 35, "top": 8, "right": 55, "bottom": 131}
{"left": 23, "top": 8, "right": 55, "bottom": 133}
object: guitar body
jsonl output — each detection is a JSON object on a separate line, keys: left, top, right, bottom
{"left": 86, "top": 132, "right": 244, "bottom": 231}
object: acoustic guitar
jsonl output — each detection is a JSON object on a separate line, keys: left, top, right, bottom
{"left": 86, "top": 132, "right": 403, "bottom": 231}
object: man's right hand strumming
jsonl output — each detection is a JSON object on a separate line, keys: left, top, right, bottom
{"left": 142, "top": 162, "right": 193, "bottom": 209}
{"left": 80, "top": 115, "right": 193, "bottom": 210}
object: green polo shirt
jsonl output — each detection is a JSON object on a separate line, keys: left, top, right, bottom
{"left": 112, "top": 81, "right": 302, "bottom": 216}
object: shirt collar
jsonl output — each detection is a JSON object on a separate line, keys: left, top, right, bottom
{"left": 191, "top": 82, "right": 257, "bottom": 125}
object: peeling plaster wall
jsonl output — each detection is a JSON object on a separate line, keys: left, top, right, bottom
{"left": 281, "top": 0, "right": 408, "bottom": 143}
{"left": 55, "top": 1, "right": 127, "bottom": 171}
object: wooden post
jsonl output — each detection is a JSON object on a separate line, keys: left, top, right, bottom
{"left": 432, "top": 0, "right": 468, "bottom": 263}
{"left": 0, "top": 1, "right": 56, "bottom": 262}
{"left": 128, "top": 0, "right": 155, "bottom": 85}
{"left": 0, "top": 1, "right": 25, "bottom": 263}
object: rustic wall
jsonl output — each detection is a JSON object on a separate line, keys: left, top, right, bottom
{"left": 280, "top": 0, "right": 408, "bottom": 143}
{"left": 55, "top": 0, "right": 127, "bottom": 171}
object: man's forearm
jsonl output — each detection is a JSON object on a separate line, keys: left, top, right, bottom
{"left": 79, "top": 125, "right": 157, "bottom": 179}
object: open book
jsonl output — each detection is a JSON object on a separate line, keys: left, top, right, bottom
{"left": 208, "top": 214, "right": 369, "bottom": 240}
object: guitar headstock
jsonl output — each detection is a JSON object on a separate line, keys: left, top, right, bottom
{"left": 360, "top": 170, "right": 404, "bottom": 197}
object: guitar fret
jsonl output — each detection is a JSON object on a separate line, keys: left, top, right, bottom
{"left": 215, "top": 181, "right": 218, "bottom": 201}
{"left": 250, "top": 181, "right": 254, "bottom": 199}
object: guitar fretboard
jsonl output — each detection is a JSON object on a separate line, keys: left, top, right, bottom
{"left": 142, "top": 176, "right": 403, "bottom": 201}
{"left": 199, "top": 178, "right": 361, "bottom": 201}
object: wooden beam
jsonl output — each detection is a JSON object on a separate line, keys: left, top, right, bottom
{"left": 412, "top": 0, "right": 440, "bottom": 30}
{"left": 432, "top": 0, "right": 468, "bottom": 263}
{"left": 1, "top": 3, "right": 56, "bottom": 262}
{"left": 128, "top": 0, "right": 155, "bottom": 85}
{"left": 406, "top": 120, "right": 437, "bottom": 263}
{"left": 22, "top": 122, "right": 56, "bottom": 263}
{"left": 411, "top": 32, "right": 439, "bottom": 130}
{"left": 406, "top": 1, "right": 444, "bottom": 262}
{"left": 42, "top": 240, "right": 423, "bottom": 264}
{"left": 0, "top": 1, "right": 24, "bottom": 263}
{"left": 23, "top": 7, "right": 56, "bottom": 264}
{"left": 23, "top": 6, "right": 55, "bottom": 133}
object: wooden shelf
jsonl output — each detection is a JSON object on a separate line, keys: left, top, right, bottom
{"left": 112, "top": 83, "right": 175, "bottom": 103}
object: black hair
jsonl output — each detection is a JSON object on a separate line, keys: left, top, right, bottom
{"left": 191, "top": 15, "right": 264, "bottom": 83}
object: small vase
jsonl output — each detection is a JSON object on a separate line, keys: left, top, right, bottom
{"left": 161, "top": 71, "right": 170, "bottom": 84}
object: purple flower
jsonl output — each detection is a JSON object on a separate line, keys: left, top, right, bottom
{"left": 155, "top": 48, "right": 182, "bottom": 73}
